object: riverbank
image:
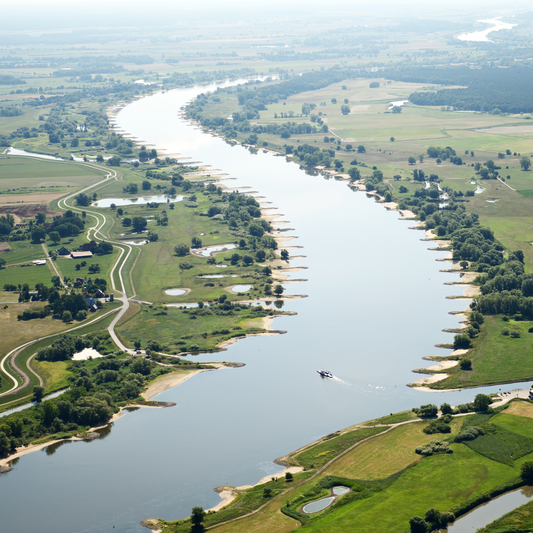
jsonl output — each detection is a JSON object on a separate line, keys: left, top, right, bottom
{"left": 0, "top": 364, "right": 238, "bottom": 469}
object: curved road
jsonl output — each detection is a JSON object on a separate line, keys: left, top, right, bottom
{"left": 0, "top": 159, "right": 139, "bottom": 405}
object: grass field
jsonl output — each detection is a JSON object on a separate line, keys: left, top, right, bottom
{"left": 0, "top": 262, "right": 56, "bottom": 287}
{"left": 1, "top": 240, "right": 48, "bottom": 266}
{"left": 433, "top": 316, "right": 533, "bottom": 389}
{"left": 0, "top": 155, "right": 104, "bottom": 192}
{"left": 292, "top": 427, "right": 387, "bottom": 470}
{"left": 324, "top": 420, "right": 460, "bottom": 480}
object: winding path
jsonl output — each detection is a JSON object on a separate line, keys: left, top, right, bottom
{"left": 0, "top": 158, "right": 138, "bottom": 406}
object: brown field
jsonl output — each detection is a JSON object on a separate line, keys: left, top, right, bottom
{"left": 0, "top": 195, "right": 62, "bottom": 222}
{"left": 504, "top": 401, "right": 533, "bottom": 419}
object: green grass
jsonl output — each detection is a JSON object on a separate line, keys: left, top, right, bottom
{"left": 116, "top": 303, "right": 277, "bottom": 353}
{"left": 298, "top": 444, "right": 517, "bottom": 533}
{"left": 465, "top": 426, "right": 533, "bottom": 466}
{"left": 0, "top": 262, "right": 56, "bottom": 287}
{"left": 492, "top": 411, "right": 533, "bottom": 440}
{"left": 324, "top": 420, "right": 460, "bottom": 480}
{"left": 1, "top": 240, "right": 47, "bottom": 266}
{"left": 431, "top": 316, "right": 533, "bottom": 389}
{"left": 292, "top": 427, "right": 387, "bottom": 470}
{"left": 0, "top": 155, "right": 104, "bottom": 191}
{"left": 360, "top": 410, "right": 418, "bottom": 426}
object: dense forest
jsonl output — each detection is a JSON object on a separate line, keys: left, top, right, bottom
{"left": 380, "top": 65, "right": 533, "bottom": 113}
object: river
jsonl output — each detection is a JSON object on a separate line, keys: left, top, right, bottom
{"left": 457, "top": 18, "right": 517, "bottom": 42}
{"left": 0, "top": 79, "right": 528, "bottom": 533}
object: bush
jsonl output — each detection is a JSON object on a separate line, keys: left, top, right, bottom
{"left": 521, "top": 460, "right": 533, "bottom": 484}
{"left": 454, "top": 426, "right": 484, "bottom": 443}
{"left": 460, "top": 358, "right": 472, "bottom": 370}
{"left": 174, "top": 243, "right": 189, "bottom": 256}
{"left": 415, "top": 441, "right": 453, "bottom": 456}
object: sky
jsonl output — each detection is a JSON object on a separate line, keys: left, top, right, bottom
{"left": 0, "top": 0, "right": 531, "bottom": 31}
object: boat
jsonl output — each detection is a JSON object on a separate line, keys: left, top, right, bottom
{"left": 317, "top": 369, "right": 333, "bottom": 378}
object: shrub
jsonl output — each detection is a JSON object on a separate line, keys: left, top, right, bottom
{"left": 521, "top": 460, "right": 533, "bottom": 485}
{"left": 454, "top": 426, "right": 484, "bottom": 443}
{"left": 460, "top": 358, "right": 472, "bottom": 370}
{"left": 415, "top": 441, "right": 453, "bottom": 456}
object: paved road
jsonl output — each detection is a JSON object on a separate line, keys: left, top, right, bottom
{"left": 0, "top": 159, "right": 135, "bottom": 405}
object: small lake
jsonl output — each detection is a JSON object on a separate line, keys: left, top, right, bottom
{"left": 200, "top": 274, "right": 237, "bottom": 279}
{"left": 231, "top": 284, "right": 252, "bottom": 293}
{"left": 122, "top": 240, "right": 148, "bottom": 246}
{"left": 196, "top": 243, "right": 237, "bottom": 257}
{"left": 303, "top": 496, "right": 335, "bottom": 514}
{"left": 5, "top": 147, "right": 63, "bottom": 160}
{"left": 165, "top": 288, "right": 187, "bottom": 296}
{"left": 475, "top": 186, "right": 485, "bottom": 194}
{"left": 92, "top": 195, "right": 184, "bottom": 207}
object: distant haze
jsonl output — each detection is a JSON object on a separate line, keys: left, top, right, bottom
{"left": 0, "top": 0, "right": 531, "bottom": 31}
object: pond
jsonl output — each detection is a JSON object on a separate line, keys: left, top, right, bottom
{"left": 122, "top": 240, "right": 148, "bottom": 245}
{"left": 92, "top": 194, "right": 184, "bottom": 207}
{"left": 303, "top": 496, "right": 335, "bottom": 514}
{"left": 195, "top": 243, "right": 237, "bottom": 257}
{"left": 231, "top": 284, "right": 253, "bottom": 293}
{"left": 164, "top": 288, "right": 187, "bottom": 296}
{"left": 5, "top": 147, "right": 63, "bottom": 160}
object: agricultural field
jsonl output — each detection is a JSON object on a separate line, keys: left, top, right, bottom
{"left": 0, "top": 155, "right": 104, "bottom": 195}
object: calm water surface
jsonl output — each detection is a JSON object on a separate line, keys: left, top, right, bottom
{"left": 1, "top": 80, "right": 528, "bottom": 533}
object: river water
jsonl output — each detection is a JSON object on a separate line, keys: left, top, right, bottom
{"left": 0, "top": 80, "right": 528, "bottom": 533}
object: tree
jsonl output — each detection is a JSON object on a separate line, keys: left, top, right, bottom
{"left": 392, "top": 106, "right": 402, "bottom": 113}
{"left": 440, "top": 403, "right": 452, "bottom": 415}
{"left": 416, "top": 404, "right": 438, "bottom": 418}
{"left": 107, "top": 156, "right": 121, "bottom": 167}
{"left": 340, "top": 105, "right": 350, "bottom": 115}
{"left": 408, "top": 156, "right": 416, "bottom": 165}
{"left": 521, "top": 460, "right": 533, "bottom": 484}
{"left": 31, "top": 226, "right": 46, "bottom": 244}
{"left": 473, "top": 393, "right": 492, "bottom": 412}
{"left": 174, "top": 243, "right": 189, "bottom": 256}
{"left": 35, "top": 212, "right": 46, "bottom": 224}
{"left": 142, "top": 180, "right": 151, "bottom": 191}
{"left": 132, "top": 217, "right": 147, "bottom": 233}
{"left": 409, "top": 516, "right": 428, "bottom": 533}
{"left": 0, "top": 257, "right": 5, "bottom": 269}
{"left": 357, "top": 145, "right": 365, "bottom": 153}
{"left": 191, "top": 236, "right": 202, "bottom": 249}
{"left": 520, "top": 156, "right": 531, "bottom": 171}
{"left": 369, "top": 81, "right": 380, "bottom": 88}
{"left": 75, "top": 193, "right": 91, "bottom": 206}
{"left": 96, "top": 154, "right": 104, "bottom": 163}
{"left": 33, "top": 386, "right": 45, "bottom": 402}
{"left": 62, "top": 310, "right": 73, "bottom": 323}
{"left": 285, "top": 472, "right": 293, "bottom": 482}
{"left": 460, "top": 358, "right": 472, "bottom": 370}
{"left": 49, "top": 231, "right": 61, "bottom": 244}
{"left": 263, "top": 487, "right": 272, "bottom": 498}
{"left": 191, "top": 507, "right": 205, "bottom": 532}
{"left": 281, "top": 249, "right": 289, "bottom": 261}
{"left": 134, "top": 340, "right": 142, "bottom": 350}
{"left": 348, "top": 167, "right": 360, "bottom": 181}
{"left": 274, "top": 284, "right": 284, "bottom": 297}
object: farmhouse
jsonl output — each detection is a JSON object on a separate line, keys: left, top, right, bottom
{"left": 71, "top": 251, "right": 93, "bottom": 259}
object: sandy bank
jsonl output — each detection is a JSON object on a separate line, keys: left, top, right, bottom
{"left": 409, "top": 373, "right": 449, "bottom": 387}
{"left": 425, "top": 360, "right": 459, "bottom": 371}
{"left": 209, "top": 466, "right": 304, "bottom": 512}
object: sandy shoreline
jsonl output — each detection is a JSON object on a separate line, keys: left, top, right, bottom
{"left": 209, "top": 466, "right": 304, "bottom": 512}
